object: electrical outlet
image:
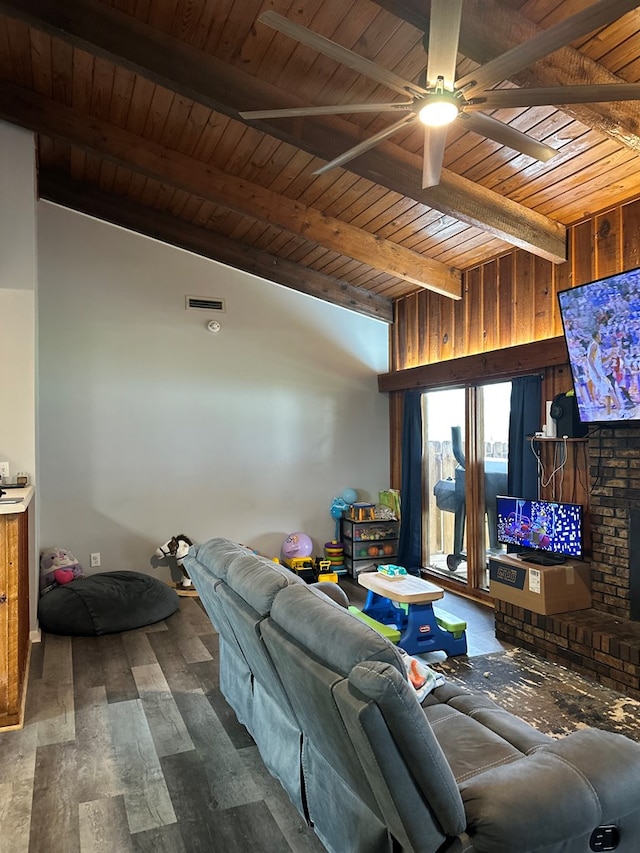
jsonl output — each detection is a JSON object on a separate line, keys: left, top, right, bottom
{"left": 90, "top": 552, "right": 101, "bottom": 567}
{"left": 0, "top": 461, "right": 10, "bottom": 481}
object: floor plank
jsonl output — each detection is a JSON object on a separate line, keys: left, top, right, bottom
{"left": 74, "top": 685, "right": 122, "bottom": 802}
{"left": 78, "top": 796, "right": 135, "bottom": 853}
{"left": 146, "top": 630, "right": 204, "bottom": 694}
{"left": 172, "top": 689, "right": 262, "bottom": 809}
{"left": 34, "top": 634, "right": 75, "bottom": 747}
{"left": 107, "top": 699, "right": 177, "bottom": 834}
{"left": 131, "top": 663, "right": 194, "bottom": 757}
{"left": 29, "top": 741, "right": 81, "bottom": 853}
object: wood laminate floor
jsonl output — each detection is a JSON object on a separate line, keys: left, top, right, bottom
{"left": 0, "top": 583, "right": 502, "bottom": 853}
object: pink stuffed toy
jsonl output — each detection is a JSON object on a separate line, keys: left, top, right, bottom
{"left": 40, "top": 547, "right": 84, "bottom": 595}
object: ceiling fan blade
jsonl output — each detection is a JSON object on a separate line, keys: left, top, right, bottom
{"left": 258, "top": 11, "right": 426, "bottom": 98}
{"left": 459, "top": 112, "right": 556, "bottom": 162}
{"left": 239, "top": 101, "right": 414, "bottom": 120}
{"left": 312, "top": 115, "right": 418, "bottom": 176}
{"left": 457, "top": 0, "right": 640, "bottom": 96}
{"left": 469, "top": 83, "right": 640, "bottom": 110}
{"left": 422, "top": 125, "right": 448, "bottom": 188}
{"left": 426, "top": 0, "right": 463, "bottom": 89}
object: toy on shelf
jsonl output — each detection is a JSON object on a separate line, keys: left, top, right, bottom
{"left": 348, "top": 502, "right": 376, "bottom": 522}
{"left": 378, "top": 489, "right": 401, "bottom": 520}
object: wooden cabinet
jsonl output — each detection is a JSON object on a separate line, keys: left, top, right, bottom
{"left": 0, "top": 502, "right": 30, "bottom": 729}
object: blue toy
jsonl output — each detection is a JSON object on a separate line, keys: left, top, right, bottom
{"left": 329, "top": 488, "right": 357, "bottom": 538}
{"left": 377, "top": 564, "right": 407, "bottom": 579}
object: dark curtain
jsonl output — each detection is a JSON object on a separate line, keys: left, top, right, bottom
{"left": 508, "top": 375, "right": 542, "bottom": 500}
{"left": 397, "top": 391, "right": 422, "bottom": 575}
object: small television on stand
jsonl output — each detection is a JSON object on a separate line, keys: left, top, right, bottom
{"left": 496, "top": 496, "right": 583, "bottom": 565}
{"left": 558, "top": 266, "right": 640, "bottom": 426}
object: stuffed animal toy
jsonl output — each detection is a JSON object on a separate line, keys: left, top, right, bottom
{"left": 155, "top": 534, "right": 194, "bottom": 589}
{"left": 40, "top": 546, "right": 84, "bottom": 595}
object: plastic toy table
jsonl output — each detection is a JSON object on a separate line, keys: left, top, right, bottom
{"left": 357, "top": 572, "right": 468, "bottom": 656}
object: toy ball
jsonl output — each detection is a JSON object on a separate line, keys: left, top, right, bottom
{"left": 342, "top": 488, "right": 358, "bottom": 505}
{"left": 281, "top": 532, "right": 313, "bottom": 561}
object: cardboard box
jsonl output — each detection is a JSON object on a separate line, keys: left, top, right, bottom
{"left": 489, "top": 554, "right": 591, "bottom": 615}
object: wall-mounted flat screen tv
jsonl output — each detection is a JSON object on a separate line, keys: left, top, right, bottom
{"left": 558, "top": 267, "right": 640, "bottom": 425}
{"left": 496, "top": 495, "right": 583, "bottom": 563}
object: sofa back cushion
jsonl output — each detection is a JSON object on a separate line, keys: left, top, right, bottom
{"left": 226, "top": 553, "right": 299, "bottom": 614}
{"left": 268, "top": 582, "right": 404, "bottom": 676}
{"left": 218, "top": 555, "right": 301, "bottom": 709}
{"left": 187, "top": 538, "right": 253, "bottom": 580}
{"left": 261, "top": 583, "right": 404, "bottom": 814}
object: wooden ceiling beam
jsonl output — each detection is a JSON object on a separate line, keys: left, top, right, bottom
{"left": 38, "top": 171, "right": 394, "bottom": 323}
{"left": 0, "top": 0, "right": 566, "bottom": 263}
{"left": 377, "top": 0, "right": 640, "bottom": 154}
{"left": 0, "top": 80, "right": 460, "bottom": 298}
{"left": 378, "top": 337, "right": 569, "bottom": 392}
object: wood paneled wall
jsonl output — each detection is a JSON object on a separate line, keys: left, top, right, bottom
{"left": 386, "top": 196, "right": 640, "bottom": 490}
{"left": 392, "top": 198, "right": 640, "bottom": 373}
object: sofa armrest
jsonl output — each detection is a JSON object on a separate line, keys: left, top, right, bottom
{"left": 460, "top": 728, "right": 640, "bottom": 853}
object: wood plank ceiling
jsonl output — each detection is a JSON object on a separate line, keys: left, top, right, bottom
{"left": 1, "top": 0, "right": 640, "bottom": 322}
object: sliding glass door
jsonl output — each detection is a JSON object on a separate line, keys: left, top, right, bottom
{"left": 423, "top": 382, "right": 511, "bottom": 595}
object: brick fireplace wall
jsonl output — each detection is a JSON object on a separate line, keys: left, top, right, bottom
{"left": 495, "top": 427, "right": 640, "bottom": 699}
{"left": 589, "top": 427, "right": 640, "bottom": 620}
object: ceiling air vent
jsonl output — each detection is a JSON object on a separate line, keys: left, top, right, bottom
{"left": 185, "top": 295, "right": 226, "bottom": 312}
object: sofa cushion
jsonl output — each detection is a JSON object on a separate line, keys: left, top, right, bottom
{"left": 226, "top": 554, "right": 298, "bottom": 615}
{"left": 269, "top": 583, "right": 404, "bottom": 677}
{"left": 37, "top": 570, "right": 179, "bottom": 636}
{"left": 423, "top": 703, "right": 523, "bottom": 784}
{"left": 443, "top": 691, "right": 552, "bottom": 754}
{"left": 187, "top": 538, "right": 253, "bottom": 580}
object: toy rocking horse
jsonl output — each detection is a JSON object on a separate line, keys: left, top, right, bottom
{"left": 155, "top": 534, "right": 195, "bottom": 593}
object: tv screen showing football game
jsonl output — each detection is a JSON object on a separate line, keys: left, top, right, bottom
{"left": 558, "top": 266, "right": 640, "bottom": 424}
{"left": 496, "top": 496, "right": 583, "bottom": 560}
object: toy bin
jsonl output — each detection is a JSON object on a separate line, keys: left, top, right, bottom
{"left": 341, "top": 517, "right": 400, "bottom": 578}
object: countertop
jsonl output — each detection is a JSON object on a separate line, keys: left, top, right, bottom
{"left": 0, "top": 485, "right": 34, "bottom": 514}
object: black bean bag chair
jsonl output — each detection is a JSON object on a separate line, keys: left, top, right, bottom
{"left": 38, "top": 571, "right": 180, "bottom": 636}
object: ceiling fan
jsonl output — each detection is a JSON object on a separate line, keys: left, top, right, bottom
{"left": 240, "top": 0, "right": 640, "bottom": 189}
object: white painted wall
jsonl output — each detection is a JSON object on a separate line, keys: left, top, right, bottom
{"left": 38, "top": 202, "right": 390, "bottom": 580}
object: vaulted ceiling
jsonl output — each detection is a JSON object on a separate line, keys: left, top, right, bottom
{"left": 1, "top": 0, "right": 640, "bottom": 323}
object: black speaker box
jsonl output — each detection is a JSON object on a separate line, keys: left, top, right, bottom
{"left": 550, "top": 392, "right": 588, "bottom": 438}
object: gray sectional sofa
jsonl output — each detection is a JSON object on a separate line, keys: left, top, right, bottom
{"left": 183, "top": 537, "right": 640, "bottom": 853}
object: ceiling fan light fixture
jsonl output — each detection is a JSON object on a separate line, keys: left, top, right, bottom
{"left": 418, "top": 76, "right": 460, "bottom": 127}
{"left": 418, "top": 98, "right": 459, "bottom": 127}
